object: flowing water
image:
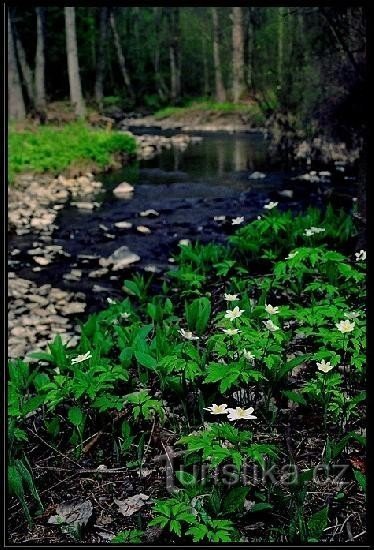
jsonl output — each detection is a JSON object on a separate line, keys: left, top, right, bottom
{"left": 9, "top": 130, "right": 357, "bottom": 314}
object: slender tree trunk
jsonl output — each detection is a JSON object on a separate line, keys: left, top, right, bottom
{"left": 202, "top": 36, "right": 209, "bottom": 97}
{"left": 247, "top": 8, "right": 253, "bottom": 91}
{"left": 277, "top": 7, "right": 284, "bottom": 87}
{"left": 35, "top": 7, "right": 46, "bottom": 111}
{"left": 8, "top": 12, "right": 25, "bottom": 120}
{"left": 232, "top": 7, "right": 246, "bottom": 102}
{"left": 212, "top": 7, "right": 226, "bottom": 102}
{"left": 13, "top": 25, "right": 34, "bottom": 106}
{"left": 110, "top": 10, "right": 135, "bottom": 99}
{"left": 95, "top": 7, "right": 108, "bottom": 108}
{"left": 153, "top": 7, "right": 168, "bottom": 101}
{"left": 169, "top": 8, "right": 181, "bottom": 104}
{"left": 64, "top": 7, "right": 85, "bottom": 118}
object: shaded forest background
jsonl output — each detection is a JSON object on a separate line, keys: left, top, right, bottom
{"left": 8, "top": 6, "right": 366, "bottom": 145}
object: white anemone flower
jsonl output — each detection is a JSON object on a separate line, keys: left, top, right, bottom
{"left": 121, "top": 312, "right": 131, "bottom": 320}
{"left": 344, "top": 312, "right": 359, "bottom": 319}
{"left": 355, "top": 249, "right": 366, "bottom": 261}
{"left": 107, "top": 297, "right": 116, "bottom": 304}
{"left": 203, "top": 404, "right": 229, "bottom": 415}
{"left": 336, "top": 320, "right": 355, "bottom": 333}
{"left": 227, "top": 406, "right": 257, "bottom": 421}
{"left": 304, "top": 226, "right": 325, "bottom": 236}
{"left": 71, "top": 351, "right": 92, "bottom": 365}
{"left": 265, "top": 304, "right": 279, "bottom": 315}
{"left": 232, "top": 216, "right": 244, "bottom": 225}
{"left": 222, "top": 328, "right": 241, "bottom": 336}
{"left": 263, "top": 319, "right": 280, "bottom": 332}
{"left": 225, "top": 306, "right": 245, "bottom": 321}
{"left": 243, "top": 349, "right": 255, "bottom": 363}
{"left": 264, "top": 201, "right": 278, "bottom": 210}
{"left": 286, "top": 251, "right": 298, "bottom": 260}
{"left": 224, "top": 293, "right": 239, "bottom": 302}
{"left": 317, "top": 359, "right": 334, "bottom": 373}
{"left": 179, "top": 328, "right": 200, "bottom": 341}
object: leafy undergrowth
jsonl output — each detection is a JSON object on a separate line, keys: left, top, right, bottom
{"left": 8, "top": 205, "right": 366, "bottom": 544}
{"left": 154, "top": 98, "right": 265, "bottom": 125}
{"left": 8, "top": 122, "right": 137, "bottom": 183}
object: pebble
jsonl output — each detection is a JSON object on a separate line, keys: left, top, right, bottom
{"left": 114, "top": 221, "right": 132, "bottom": 229}
{"left": 137, "top": 225, "right": 151, "bottom": 234}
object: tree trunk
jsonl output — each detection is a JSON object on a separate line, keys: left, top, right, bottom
{"left": 247, "top": 8, "right": 253, "bottom": 91}
{"left": 13, "top": 25, "right": 34, "bottom": 106}
{"left": 95, "top": 7, "right": 108, "bottom": 108}
{"left": 110, "top": 10, "right": 135, "bottom": 99}
{"left": 232, "top": 7, "right": 246, "bottom": 102}
{"left": 35, "top": 7, "right": 46, "bottom": 112}
{"left": 8, "top": 12, "right": 25, "bottom": 120}
{"left": 277, "top": 7, "right": 284, "bottom": 87}
{"left": 202, "top": 36, "right": 209, "bottom": 97}
{"left": 153, "top": 7, "right": 168, "bottom": 101}
{"left": 212, "top": 8, "right": 226, "bottom": 102}
{"left": 169, "top": 8, "right": 181, "bottom": 104}
{"left": 64, "top": 7, "right": 85, "bottom": 118}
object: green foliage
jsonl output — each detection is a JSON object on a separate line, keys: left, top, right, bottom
{"left": 8, "top": 122, "right": 136, "bottom": 182}
{"left": 154, "top": 99, "right": 265, "bottom": 125}
{"left": 7, "top": 206, "right": 365, "bottom": 540}
{"left": 111, "top": 529, "right": 144, "bottom": 543}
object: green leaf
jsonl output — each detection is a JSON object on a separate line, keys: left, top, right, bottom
{"left": 134, "top": 350, "right": 157, "bottom": 369}
{"left": 307, "top": 506, "right": 329, "bottom": 540}
{"left": 353, "top": 469, "right": 366, "bottom": 492}
{"left": 222, "top": 486, "right": 249, "bottom": 513}
{"left": 170, "top": 519, "right": 182, "bottom": 536}
{"left": 175, "top": 470, "right": 197, "bottom": 487}
{"left": 282, "top": 390, "right": 307, "bottom": 406}
{"left": 68, "top": 406, "right": 83, "bottom": 428}
{"left": 28, "top": 351, "right": 54, "bottom": 363}
{"left": 250, "top": 502, "right": 273, "bottom": 513}
{"left": 186, "top": 524, "right": 208, "bottom": 542}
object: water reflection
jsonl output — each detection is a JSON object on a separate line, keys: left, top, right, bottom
{"left": 101, "top": 132, "right": 277, "bottom": 189}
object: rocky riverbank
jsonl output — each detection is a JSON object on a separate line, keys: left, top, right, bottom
{"left": 119, "top": 114, "right": 263, "bottom": 134}
{"left": 8, "top": 131, "right": 202, "bottom": 360}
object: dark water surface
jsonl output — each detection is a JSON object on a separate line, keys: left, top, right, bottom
{"left": 10, "top": 131, "right": 357, "bottom": 313}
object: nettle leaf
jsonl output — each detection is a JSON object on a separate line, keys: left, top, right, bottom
{"left": 222, "top": 486, "right": 249, "bottom": 513}
{"left": 307, "top": 506, "right": 329, "bottom": 541}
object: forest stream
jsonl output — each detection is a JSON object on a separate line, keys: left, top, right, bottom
{"left": 8, "top": 130, "right": 358, "bottom": 358}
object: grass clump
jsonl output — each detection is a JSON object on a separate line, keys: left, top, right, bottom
{"left": 154, "top": 98, "right": 265, "bottom": 125}
{"left": 8, "top": 121, "right": 137, "bottom": 183}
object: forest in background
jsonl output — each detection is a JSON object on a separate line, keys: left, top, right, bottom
{"left": 8, "top": 6, "right": 366, "bottom": 144}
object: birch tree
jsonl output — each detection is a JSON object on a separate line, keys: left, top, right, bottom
{"left": 64, "top": 7, "right": 85, "bottom": 117}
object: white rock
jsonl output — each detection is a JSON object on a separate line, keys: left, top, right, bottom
{"left": 34, "top": 256, "right": 50, "bottom": 266}
{"left": 140, "top": 209, "right": 159, "bottom": 217}
{"left": 71, "top": 202, "right": 94, "bottom": 210}
{"left": 114, "top": 221, "right": 132, "bottom": 229}
{"left": 248, "top": 171, "right": 266, "bottom": 180}
{"left": 113, "top": 182, "right": 134, "bottom": 197}
{"left": 137, "top": 225, "right": 151, "bottom": 234}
